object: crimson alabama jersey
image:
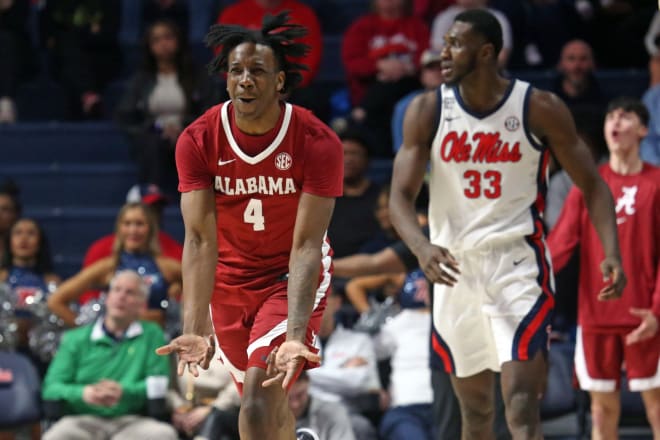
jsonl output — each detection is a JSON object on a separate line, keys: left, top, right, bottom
{"left": 548, "top": 163, "right": 660, "bottom": 330}
{"left": 176, "top": 101, "right": 343, "bottom": 304}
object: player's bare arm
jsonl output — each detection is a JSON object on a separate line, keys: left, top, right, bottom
{"left": 528, "top": 89, "right": 626, "bottom": 299}
{"left": 390, "top": 91, "right": 460, "bottom": 286}
{"left": 263, "top": 193, "right": 333, "bottom": 389}
{"left": 47, "top": 257, "right": 114, "bottom": 326}
{"left": 156, "top": 189, "right": 217, "bottom": 376}
{"left": 333, "top": 248, "right": 407, "bottom": 278}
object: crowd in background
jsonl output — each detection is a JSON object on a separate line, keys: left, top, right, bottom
{"left": 1, "top": 0, "right": 660, "bottom": 439}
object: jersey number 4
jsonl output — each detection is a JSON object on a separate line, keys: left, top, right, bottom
{"left": 243, "top": 198, "right": 265, "bottom": 231}
{"left": 463, "top": 170, "right": 502, "bottom": 199}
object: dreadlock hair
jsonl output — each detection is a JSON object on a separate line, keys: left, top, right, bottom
{"left": 205, "top": 11, "right": 310, "bottom": 94}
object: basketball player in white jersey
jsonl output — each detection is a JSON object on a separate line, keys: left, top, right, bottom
{"left": 390, "top": 9, "right": 626, "bottom": 440}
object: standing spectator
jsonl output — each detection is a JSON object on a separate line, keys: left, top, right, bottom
{"left": 39, "top": 0, "right": 122, "bottom": 119}
{"left": 47, "top": 202, "right": 182, "bottom": 327}
{"left": 0, "top": 181, "right": 21, "bottom": 264}
{"left": 0, "top": 0, "right": 37, "bottom": 123}
{"left": 430, "top": 0, "right": 512, "bottom": 68}
{"left": 116, "top": 19, "right": 216, "bottom": 193}
{"left": 549, "top": 97, "right": 660, "bottom": 439}
{"left": 0, "top": 218, "right": 60, "bottom": 375}
{"left": 342, "top": 0, "right": 429, "bottom": 156}
{"left": 79, "top": 184, "right": 182, "bottom": 305}
{"left": 289, "top": 371, "right": 357, "bottom": 440}
{"left": 41, "top": 270, "right": 177, "bottom": 440}
{"left": 391, "top": 48, "right": 443, "bottom": 153}
{"left": 552, "top": 39, "right": 606, "bottom": 114}
{"left": 327, "top": 129, "right": 383, "bottom": 260}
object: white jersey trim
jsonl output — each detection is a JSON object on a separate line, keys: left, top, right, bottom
{"left": 574, "top": 327, "right": 616, "bottom": 392}
{"left": 220, "top": 101, "right": 293, "bottom": 165}
{"left": 245, "top": 233, "right": 332, "bottom": 359}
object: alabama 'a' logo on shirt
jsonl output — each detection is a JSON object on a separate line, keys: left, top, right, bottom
{"left": 615, "top": 185, "right": 637, "bottom": 224}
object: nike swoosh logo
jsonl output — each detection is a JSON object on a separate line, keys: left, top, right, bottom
{"left": 616, "top": 217, "right": 626, "bottom": 225}
{"left": 218, "top": 158, "right": 236, "bottom": 166}
{"left": 445, "top": 116, "right": 460, "bottom": 122}
{"left": 513, "top": 257, "right": 527, "bottom": 266}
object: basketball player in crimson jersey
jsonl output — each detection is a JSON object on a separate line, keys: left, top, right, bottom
{"left": 390, "top": 10, "right": 626, "bottom": 440}
{"left": 549, "top": 97, "right": 660, "bottom": 439}
{"left": 155, "top": 13, "right": 343, "bottom": 440}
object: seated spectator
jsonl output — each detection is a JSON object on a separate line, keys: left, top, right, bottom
{"left": 0, "top": 180, "right": 21, "bottom": 264}
{"left": 392, "top": 48, "right": 443, "bottom": 153}
{"left": 0, "top": 218, "right": 60, "bottom": 374}
{"left": 642, "top": 41, "right": 660, "bottom": 165}
{"left": 47, "top": 202, "right": 182, "bottom": 328}
{"left": 41, "top": 270, "right": 177, "bottom": 440}
{"left": 430, "top": 0, "right": 512, "bottom": 68}
{"left": 79, "top": 184, "right": 183, "bottom": 305}
{"left": 39, "top": 0, "right": 122, "bottom": 119}
{"left": 341, "top": 0, "right": 429, "bottom": 156}
{"left": 216, "top": 0, "right": 324, "bottom": 118}
{"left": 345, "top": 270, "right": 405, "bottom": 314}
{"left": 375, "top": 269, "right": 434, "bottom": 440}
{"left": 327, "top": 129, "right": 384, "bottom": 261}
{"left": 551, "top": 39, "right": 607, "bottom": 114}
{"left": 308, "top": 289, "right": 381, "bottom": 440}
{"left": 142, "top": 0, "right": 189, "bottom": 38}
{"left": 116, "top": 19, "right": 216, "bottom": 192}
{"left": 0, "top": 0, "right": 37, "bottom": 123}
{"left": 289, "top": 371, "right": 357, "bottom": 440}
{"left": 167, "top": 357, "right": 240, "bottom": 440}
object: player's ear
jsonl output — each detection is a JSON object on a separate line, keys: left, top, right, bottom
{"left": 276, "top": 71, "right": 285, "bottom": 92}
{"left": 480, "top": 43, "right": 495, "bottom": 63}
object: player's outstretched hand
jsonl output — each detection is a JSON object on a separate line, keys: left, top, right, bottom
{"left": 598, "top": 256, "right": 626, "bottom": 301}
{"left": 262, "top": 340, "right": 320, "bottom": 389}
{"left": 626, "top": 308, "right": 659, "bottom": 345}
{"left": 156, "top": 334, "right": 215, "bottom": 377}
{"left": 417, "top": 243, "right": 460, "bottom": 286}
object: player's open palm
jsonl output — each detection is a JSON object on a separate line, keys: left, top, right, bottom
{"left": 155, "top": 334, "right": 215, "bottom": 377}
{"left": 262, "top": 340, "right": 320, "bottom": 389}
{"left": 626, "top": 308, "right": 659, "bottom": 345}
{"left": 417, "top": 243, "right": 460, "bottom": 286}
{"left": 598, "top": 256, "right": 626, "bottom": 300}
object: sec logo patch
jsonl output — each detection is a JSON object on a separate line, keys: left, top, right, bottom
{"left": 505, "top": 116, "right": 520, "bottom": 132}
{"left": 275, "top": 152, "right": 292, "bottom": 170}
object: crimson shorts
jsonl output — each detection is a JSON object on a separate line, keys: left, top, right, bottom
{"left": 210, "top": 278, "right": 329, "bottom": 394}
{"left": 575, "top": 326, "right": 660, "bottom": 392}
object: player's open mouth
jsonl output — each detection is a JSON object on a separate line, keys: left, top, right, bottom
{"left": 238, "top": 97, "right": 256, "bottom": 103}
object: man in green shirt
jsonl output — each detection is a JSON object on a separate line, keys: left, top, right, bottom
{"left": 42, "top": 269, "right": 177, "bottom": 439}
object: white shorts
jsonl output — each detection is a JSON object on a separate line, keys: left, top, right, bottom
{"left": 431, "top": 237, "right": 555, "bottom": 377}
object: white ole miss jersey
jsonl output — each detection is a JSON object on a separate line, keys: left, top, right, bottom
{"left": 428, "top": 79, "right": 550, "bottom": 252}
